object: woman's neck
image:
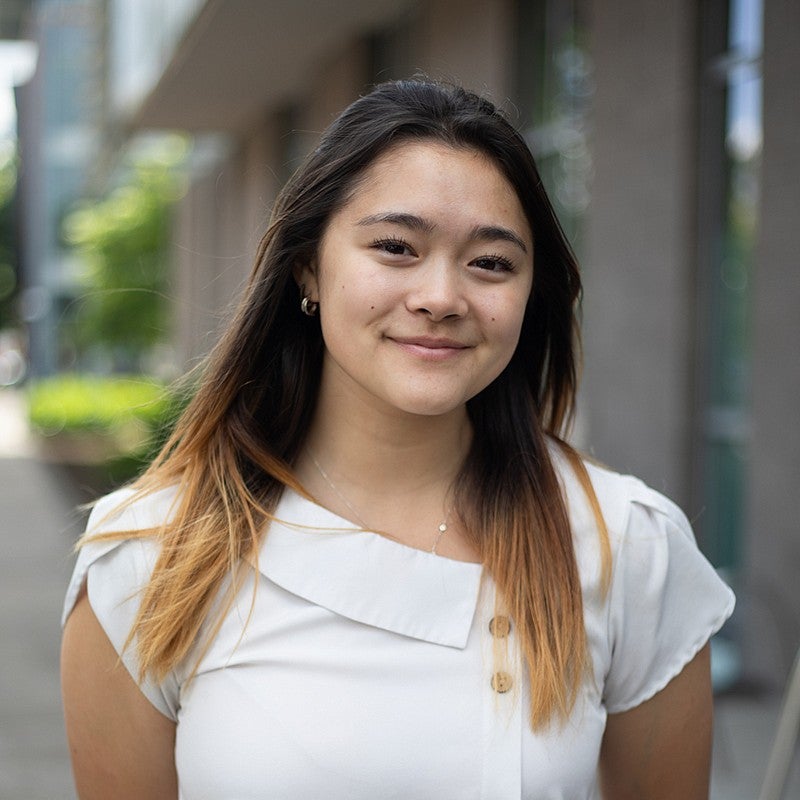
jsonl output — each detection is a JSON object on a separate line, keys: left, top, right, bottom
{"left": 289, "top": 352, "right": 485, "bottom": 561}
{"left": 294, "top": 373, "right": 476, "bottom": 558}
{"left": 302, "top": 397, "right": 472, "bottom": 499}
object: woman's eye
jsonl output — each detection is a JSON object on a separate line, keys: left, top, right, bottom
{"left": 372, "top": 238, "right": 414, "bottom": 257}
{"left": 472, "top": 255, "right": 514, "bottom": 273}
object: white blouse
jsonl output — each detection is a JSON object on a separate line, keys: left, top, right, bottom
{"left": 62, "top": 458, "right": 734, "bottom": 799}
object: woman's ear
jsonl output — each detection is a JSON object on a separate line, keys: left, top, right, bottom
{"left": 292, "top": 260, "right": 319, "bottom": 303}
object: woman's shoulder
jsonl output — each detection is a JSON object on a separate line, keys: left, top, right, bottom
{"left": 551, "top": 444, "right": 691, "bottom": 543}
{"left": 85, "top": 483, "right": 181, "bottom": 536}
{"left": 590, "top": 460, "right": 689, "bottom": 534}
{"left": 575, "top": 458, "right": 736, "bottom": 712}
{"left": 550, "top": 445, "right": 735, "bottom": 712}
{"left": 61, "top": 484, "right": 179, "bottom": 628}
{"left": 61, "top": 484, "right": 185, "bottom": 719}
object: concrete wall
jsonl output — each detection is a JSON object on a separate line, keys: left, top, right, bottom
{"left": 173, "top": 167, "right": 222, "bottom": 367}
{"left": 173, "top": 126, "right": 279, "bottom": 365}
{"left": 303, "top": 39, "right": 371, "bottom": 140}
{"left": 744, "top": 0, "right": 800, "bottom": 685}
{"left": 418, "top": 0, "right": 513, "bottom": 100}
{"left": 580, "top": 0, "right": 697, "bottom": 504}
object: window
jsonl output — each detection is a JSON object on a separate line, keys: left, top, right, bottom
{"left": 694, "top": 0, "right": 762, "bottom": 570}
{"left": 514, "top": 0, "right": 591, "bottom": 254}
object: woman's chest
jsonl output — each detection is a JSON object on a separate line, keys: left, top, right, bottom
{"left": 174, "top": 577, "right": 606, "bottom": 799}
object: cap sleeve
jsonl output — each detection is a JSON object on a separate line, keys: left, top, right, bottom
{"left": 61, "top": 487, "right": 181, "bottom": 721}
{"left": 602, "top": 481, "right": 735, "bottom": 714}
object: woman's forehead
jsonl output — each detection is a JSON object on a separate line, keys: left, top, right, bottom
{"left": 335, "top": 140, "right": 532, "bottom": 243}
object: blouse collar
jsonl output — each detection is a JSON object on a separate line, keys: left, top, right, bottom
{"left": 257, "top": 488, "right": 484, "bottom": 649}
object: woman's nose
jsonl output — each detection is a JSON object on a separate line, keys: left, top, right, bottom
{"left": 405, "top": 260, "right": 468, "bottom": 321}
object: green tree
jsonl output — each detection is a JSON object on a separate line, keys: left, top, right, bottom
{"left": 64, "top": 146, "right": 185, "bottom": 369}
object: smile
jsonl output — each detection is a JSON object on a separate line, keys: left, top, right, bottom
{"left": 388, "top": 336, "right": 471, "bottom": 361}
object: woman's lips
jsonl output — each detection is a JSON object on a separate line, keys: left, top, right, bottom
{"left": 389, "top": 336, "right": 471, "bottom": 361}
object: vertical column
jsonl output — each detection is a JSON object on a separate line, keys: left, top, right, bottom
{"left": 581, "top": 0, "right": 697, "bottom": 503}
{"left": 418, "top": 0, "right": 513, "bottom": 100}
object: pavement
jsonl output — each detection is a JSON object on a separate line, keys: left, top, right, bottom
{"left": 0, "top": 389, "right": 85, "bottom": 799}
{"left": 0, "top": 386, "right": 798, "bottom": 799}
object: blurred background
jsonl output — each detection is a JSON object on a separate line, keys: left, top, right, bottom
{"left": 0, "top": 0, "right": 797, "bottom": 797}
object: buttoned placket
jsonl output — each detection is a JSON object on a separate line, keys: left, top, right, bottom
{"left": 478, "top": 581, "right": 523, "bottom": 798}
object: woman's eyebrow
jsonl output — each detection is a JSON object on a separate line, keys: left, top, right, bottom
{"left": 356, "top": 212, "right": 435, "bottom": 233}
{"left": 470, "top": 225, "right": 529, "bottom": 254}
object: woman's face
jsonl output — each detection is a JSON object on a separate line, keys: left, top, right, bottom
{"left": 298, "top": 140, "right": 534, "bottom": 420}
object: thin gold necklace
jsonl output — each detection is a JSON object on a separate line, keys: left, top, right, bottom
{"left": 308, "top": 450, "right": 450, "bottom": 554}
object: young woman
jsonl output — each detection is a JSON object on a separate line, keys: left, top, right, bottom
{"left": 61, "top": 80, "right": 734, "bottom": 799}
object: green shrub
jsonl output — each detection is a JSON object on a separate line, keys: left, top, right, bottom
{"left": 28, "top": 374, "right": 167, "bottom": 433}
{"left": 28, "top": 374, "right": 191, "bottom": 492}
{"left": 29, "top": 372, "right": 186, "bottom": 462}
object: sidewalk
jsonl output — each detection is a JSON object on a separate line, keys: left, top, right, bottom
{"left": 0, "top": 387, "right": 797, "bottom": 798}
{"left": 713, "top": 689, "right": 800, "bottom": 799}
{"left": 0, "top": 390, "right": 84, "bottom": 799}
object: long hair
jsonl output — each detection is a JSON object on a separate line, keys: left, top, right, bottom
{"left": 87, "top": 80, "right": 610, "bottom": 729}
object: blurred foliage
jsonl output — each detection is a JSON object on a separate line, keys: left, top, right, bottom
{"left": 62, "top": 139, "right": 187, "bottom": 368}
{"left": 0, "top": 146, "right": 18, "bottom": 329}
{"left": 28, "top": 373, "right": 187, "bottom": 483}
{"left": 28, "top": 373, "right": 170, "bottom": 434}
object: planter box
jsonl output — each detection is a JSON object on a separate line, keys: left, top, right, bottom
{"left": 34, "top": 430, "right": 148, "bottom": 500}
